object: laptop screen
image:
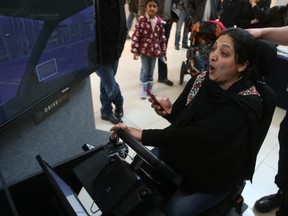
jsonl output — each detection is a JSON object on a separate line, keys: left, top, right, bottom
{"left": 36, "top": 155, "right": 89, "bottom": 216}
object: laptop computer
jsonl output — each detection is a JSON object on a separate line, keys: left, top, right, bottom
{"left": 36, "top": 155, "right": 89, "bottom": 216}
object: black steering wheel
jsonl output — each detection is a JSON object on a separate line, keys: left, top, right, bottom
{"left": 116, "top": 127, "right": 182, "bottom": 187}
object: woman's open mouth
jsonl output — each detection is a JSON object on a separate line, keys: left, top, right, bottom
{"left": 209, "top": 65, "right": 215, "bottom": 73}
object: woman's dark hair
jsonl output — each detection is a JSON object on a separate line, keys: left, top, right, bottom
{"left": 219, "top": 28, "right": 258, "bottom": 79}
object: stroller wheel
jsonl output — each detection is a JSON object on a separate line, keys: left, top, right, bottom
{"left": 180, "top": 61, "right": 187, "bottom": 85}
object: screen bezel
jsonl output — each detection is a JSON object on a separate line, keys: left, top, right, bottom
{"left": 0, "top": 0, "right": 102, "bottom": 133}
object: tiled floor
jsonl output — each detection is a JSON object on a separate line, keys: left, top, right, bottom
{"left": 79, "top": 24, "right": 286, "bottom": 216}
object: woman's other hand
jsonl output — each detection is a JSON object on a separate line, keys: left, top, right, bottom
{"left": 148, "top": 96, "right": 172, "bottom": 116}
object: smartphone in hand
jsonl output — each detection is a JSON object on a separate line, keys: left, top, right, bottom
{"left": 146, "top": 89, "right": 169, "bottom": 113}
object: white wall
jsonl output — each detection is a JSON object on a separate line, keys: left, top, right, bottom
{"left": 271, "top": 0, "right": 288, "bottom": 7}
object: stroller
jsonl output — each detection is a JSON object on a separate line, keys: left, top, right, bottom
{"left": 179, "top": 20, "right": 226, "bottom": 85}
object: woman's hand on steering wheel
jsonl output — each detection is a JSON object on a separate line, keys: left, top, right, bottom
{"left": 110, "top": 123, "right": 143, "bottom": 141}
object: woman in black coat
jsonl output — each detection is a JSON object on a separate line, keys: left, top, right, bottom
{"left": 235, "top": 0, "right": 271, "bottom": 28}
{"left": 111, "top": 28, "right": 262, "bottom": 215}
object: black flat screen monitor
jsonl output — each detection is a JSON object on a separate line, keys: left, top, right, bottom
{"left": 0, "top": 0, "right": 101, "bottom": 132}
{"left": 36, "top": 155, "right": 89, "bottom": 216}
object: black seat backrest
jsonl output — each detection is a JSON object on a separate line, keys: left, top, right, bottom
{"left": 255, "top": 39, "right": 277, "bottom": 77}
{"left": 252, "top": 39, "right": 277, "bottom": 155}
{"left": 255, "top": 82, "right": 277, "bottom": 154}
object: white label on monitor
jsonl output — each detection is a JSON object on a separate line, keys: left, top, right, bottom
{"left": 36, "top": 58, "right": 58, "bottom": 82}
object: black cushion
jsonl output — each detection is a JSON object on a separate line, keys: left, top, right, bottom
{"left": 255, "top": 39, "right": 277, "bottom": 76}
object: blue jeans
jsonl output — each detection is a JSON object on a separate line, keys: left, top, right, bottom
{"left": 276, "top": 111, "right": 288, "bottom": 193}
{"left": 174, "top": 10, "right": 189, "bottom": 47}
{"left": 150, "top": 148, "right": 229, "bottom": 215}
{"left": 163, "top": 189, "right": 229, "bottom": 216}
{"left": 95, "top": 60, "right": 123, "bottom": 116}
{"left": 140, "top": 56, "right": 156, "bottom": 83}
{"left": 127, "top": 12, "right": 137, "bottom": 31}
{"left": 275, "top": 111, "right": 288, "bottom": 215}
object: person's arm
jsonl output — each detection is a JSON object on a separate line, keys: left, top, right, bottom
{"left": 138, "top": 0, "right": 146, "bottom": 15}
{"left": 131, "top": 16, "right": 143, "bottom": 55}
{"left": 141, "top": 99, "right": 253, "bottom": 149}
{"left": 250, "top": 0, "right": 271, "bottom": 22}
{"left": 246, "top": 26, "right": 288, "bottom": 46}
{"left": 216, "top": 0, "right": 223, "bottom": 19}
{"left": 159, "top": 20, "right": 167, "bottom": 57}
{"left": 110, "top": 75, "right": 198, "bottom": 142}
{"left": 186, "top": 0, "right": 197, "bottom": 21}
{"left": 110, "top": 123, "right": 143, "bottom": 141}
{"left": 234, "top": 3, "right": 252, "bottom": 29}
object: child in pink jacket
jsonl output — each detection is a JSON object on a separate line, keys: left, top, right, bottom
{"left": 131, "top": 0, "right": 167, "bottom": 99}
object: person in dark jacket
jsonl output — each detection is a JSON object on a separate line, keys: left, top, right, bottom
{"left": 263, "top": 3, "right": 288, "bottom": 27}
{"left": 174, "top": 0, "right": 190, "bottom": 50}
{"left": 95, "top": 0, "right": 127, "bottom": 124}
{"left": 247, "top": 26, "right": 288, "bottom": 216}
{"left": 220, "top": 0, "right": 243, "bottom": 28}
{"left": 126, "top": 0, "right": 139, "bottom": 38}
{"left": 186, "top": 0, "right": 222, "bottom": 23}
{"left": 235, "top": 0, "right": 271, "bottom": 28}
{"left": 111, "top": 28, "right": 262, "bottom": 215}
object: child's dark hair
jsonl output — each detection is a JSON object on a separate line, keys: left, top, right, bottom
{"left": 146, "top": 0, "right": 158, "bottom": 6}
